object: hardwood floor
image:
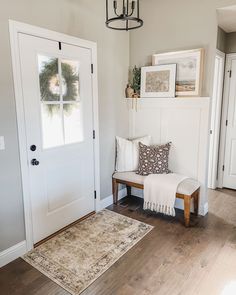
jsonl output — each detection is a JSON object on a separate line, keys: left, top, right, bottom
{"left": 1, "top": 189, "right": 236, "bottom": 295}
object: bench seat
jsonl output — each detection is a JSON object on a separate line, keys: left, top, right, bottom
{"left": 113, "top": 172, "right": 200, "bottom": 196}
{"left": 112, "top": 172, "right": 200, "bottom": 227}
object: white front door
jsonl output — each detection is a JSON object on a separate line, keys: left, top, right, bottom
{"left": 223, "top": 58, "right": 236, "bottom": 190}
{"left": 18, "top": 33, "right": 95, "bottom": 243}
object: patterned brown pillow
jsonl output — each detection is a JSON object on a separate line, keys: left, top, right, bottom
{"left": 137, "top": 142, "right": 171, "bottom": 176}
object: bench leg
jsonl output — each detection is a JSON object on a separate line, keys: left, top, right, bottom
{"left": 126, "top": 185, "right": 131, "bottom": 197}
{"left": 112, "top": 178, "right": 119, "bottom": 205}
{"left": 184, "top": 195, "right": 191, "bottom": 227}
{"left": 194, "top": 189, "right": 199, "bottom": 216}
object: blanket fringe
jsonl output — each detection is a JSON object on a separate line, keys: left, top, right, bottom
{"left": 144, "top": 201, "right": 176, "bottom": 217}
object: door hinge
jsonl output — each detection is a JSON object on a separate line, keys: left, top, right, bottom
{"left": 91, "top": 64, "right": 94, "bottom": 74}
{"left": 94, "top": 190, "right": 97, "bottom": 199}
{"left": 58, "top": 41, "right": 62, "bottom": 50}
{"left": 222, "top": 165, "right": 225, "bottom": 171}
{"left": 210, "top": 130, "right": 213, "bottom": 135}
{"left": 93, "top": 130, "right": 96, "bottom": 139}
{"left": 226, "top": 120, "right": 228, "bottom": 126}
{"left": 229, "top": 70, "right": 232, "bottom": 78}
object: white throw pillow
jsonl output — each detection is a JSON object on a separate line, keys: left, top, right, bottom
{"left": 115, "top": 136, "right": 151, "bottom": 172}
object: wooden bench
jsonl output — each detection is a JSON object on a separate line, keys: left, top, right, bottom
{"left": 112, "top": 172, "right": 200, "bottom": 227}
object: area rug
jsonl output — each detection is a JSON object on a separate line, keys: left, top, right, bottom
{"left": 23, "top": 209, "right": 153, "bottom": 295}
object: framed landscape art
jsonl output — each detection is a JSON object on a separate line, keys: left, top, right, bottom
{"left": 141, "top": 64, "right": 176, "bottom": 98}
{"left": 152, "top": 48, "right": 204, "bottom": 96}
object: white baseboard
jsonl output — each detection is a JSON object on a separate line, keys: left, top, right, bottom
{"left": 0, "top": 240, "right": 27, "bottom": 268}
{"left": 100, "top": 188, "right": 127, "bottom": 209}
{"left": 202, "top": 202, "right": 209, "bottom": 216}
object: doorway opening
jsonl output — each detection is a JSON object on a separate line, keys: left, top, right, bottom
{"left": 208, "top": 6, "right": 236, "bottom": 194}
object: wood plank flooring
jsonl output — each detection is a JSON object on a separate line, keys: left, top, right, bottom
{"left": 0, "top": 188, "right": 236, "bottom": 295}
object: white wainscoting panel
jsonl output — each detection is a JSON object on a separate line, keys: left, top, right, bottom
{"left": 129, "top": 97, "right": 210, "bottom": 216}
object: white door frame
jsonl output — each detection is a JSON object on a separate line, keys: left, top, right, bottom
{"left": 208, "top": 49, "right": 225, "bottom": 189}
{"left": 9, "top": 20, "right": 100, "bottom": 251}
{"left": 218, "top": 53, "right": 236, "bottom": 188}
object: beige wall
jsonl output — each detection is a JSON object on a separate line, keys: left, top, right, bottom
{"left": 0, "top": 0, "right": 129, "bottom": 251}
{"left": 226, "top": 32, "right": 236, "bottom": 53}
{"left": 130, "top": 0, "right": 236, "bottom": 97}
{"left": 216, "top": 27, "right": 236, "bottom": 54}
{"left": 217, "top": 26, "right": 227, "bottom": 52}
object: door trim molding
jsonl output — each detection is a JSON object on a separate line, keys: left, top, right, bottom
{"left": 208, "top": 49, "right": 225, "bottom": 189}
{"left": 218, "top": 53, "right": 236, "bottom": 188}
{"left": 9, "top": 20, "right": 100, "bottom": 251}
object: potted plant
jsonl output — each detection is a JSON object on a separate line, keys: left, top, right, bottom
{"left": 131, "top": 66, "right": 141, "bottom": 98}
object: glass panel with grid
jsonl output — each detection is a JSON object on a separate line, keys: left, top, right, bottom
{"left": 38, "top": 55, "right": 83, "bottom": 149}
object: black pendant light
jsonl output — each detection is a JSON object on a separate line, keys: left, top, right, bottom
{"left": 106, "top": 0, "right": 143, "bottom": 31}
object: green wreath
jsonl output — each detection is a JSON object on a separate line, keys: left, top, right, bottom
{"left": 39, "top": 58, "right": 79, "bottom": 114}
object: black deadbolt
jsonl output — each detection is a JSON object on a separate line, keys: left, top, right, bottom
{"left": 30, "top": 145, "right": 37, "bottom": 151}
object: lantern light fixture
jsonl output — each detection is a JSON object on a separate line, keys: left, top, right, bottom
{"left": 105, "top": 0, "right": 143, "bottom": 31}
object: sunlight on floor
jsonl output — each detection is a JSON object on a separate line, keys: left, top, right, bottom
{"left": 222, "top": 282, "right": 236, "bottom": 295}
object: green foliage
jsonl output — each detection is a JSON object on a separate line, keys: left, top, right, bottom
{"left": 40, "top": 59, "right": 60, "bottom": 102}
{"left": 61, "top": 63, "right": 79, "bottom": 103}
{"left": 132, "top": 66, "right": 141, "bottom": 94}
{"left": 39, "top": 58, "right": 79, "bottom": 115}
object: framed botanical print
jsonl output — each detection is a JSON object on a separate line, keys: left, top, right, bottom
{"left": 152, "top": 48, "right": 204, "bottom": 96}
{"left": 141, "top": 64, "right": 176, "bottom": 98}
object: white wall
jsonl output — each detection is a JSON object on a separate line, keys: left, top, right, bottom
{"left": 129, "top": 97, "right": 210, "bottom": 216}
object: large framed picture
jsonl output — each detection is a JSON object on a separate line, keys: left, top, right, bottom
{"left": 141, "top": 64, "right": 176, "bottom": 98}
{"left": 152, "top": 48, "right": 204, "bottom": 97}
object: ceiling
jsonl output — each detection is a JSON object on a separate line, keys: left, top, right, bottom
{"left": 217, "top": 5, "right": 236, "bottom": 33}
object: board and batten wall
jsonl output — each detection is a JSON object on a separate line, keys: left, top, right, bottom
{"left": 129, "top": 98, "right": 210, "bottom": 215}
{"left": 128, "top": 0, "right": 236, "bottom": 214}
{"left": 0, "top": 0, "right": 129, "bottom": 254}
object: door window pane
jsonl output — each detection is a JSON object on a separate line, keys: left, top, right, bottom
{"left": 39, "top": 54, "right": 84, "bottom": 149}
{"left": 38, "top": 55, "right": 60, "bottom": 101}
{"left": 41, "top": 104, "right": 64, "bottom": 149}
{"left": 64, "top": 103, "right": 83, "bottom": 144}
{"left": 61, "top": 59, "right": 80, "bottom": 101}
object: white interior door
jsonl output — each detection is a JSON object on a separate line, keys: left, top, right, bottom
{"left": 223, "top": 58, "right": 236, "bottom": 190}
{"left": 18, "top": 33, "right": 95, "bottom": 243}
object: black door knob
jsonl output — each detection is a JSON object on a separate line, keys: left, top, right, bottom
{"left": 31, "top": 159, "right": 39, "bottom": 166}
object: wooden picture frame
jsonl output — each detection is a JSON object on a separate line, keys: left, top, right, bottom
{"left": 152, "top": 48, "right": 204, "bottom": 97}
{"left": 141, "top": 64, "right": 176, "bottom": 98}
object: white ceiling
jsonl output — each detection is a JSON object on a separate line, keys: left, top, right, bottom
{"left": 217, "top": 5, "right": 236, "bottom": 33}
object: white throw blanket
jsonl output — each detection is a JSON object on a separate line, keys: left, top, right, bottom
{"left": 143, "top": 173, "right": 189, "bottom": 216}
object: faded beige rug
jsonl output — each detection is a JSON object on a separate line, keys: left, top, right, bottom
{"left": 23, "top": 209, "right": 153, "bottom": 295}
